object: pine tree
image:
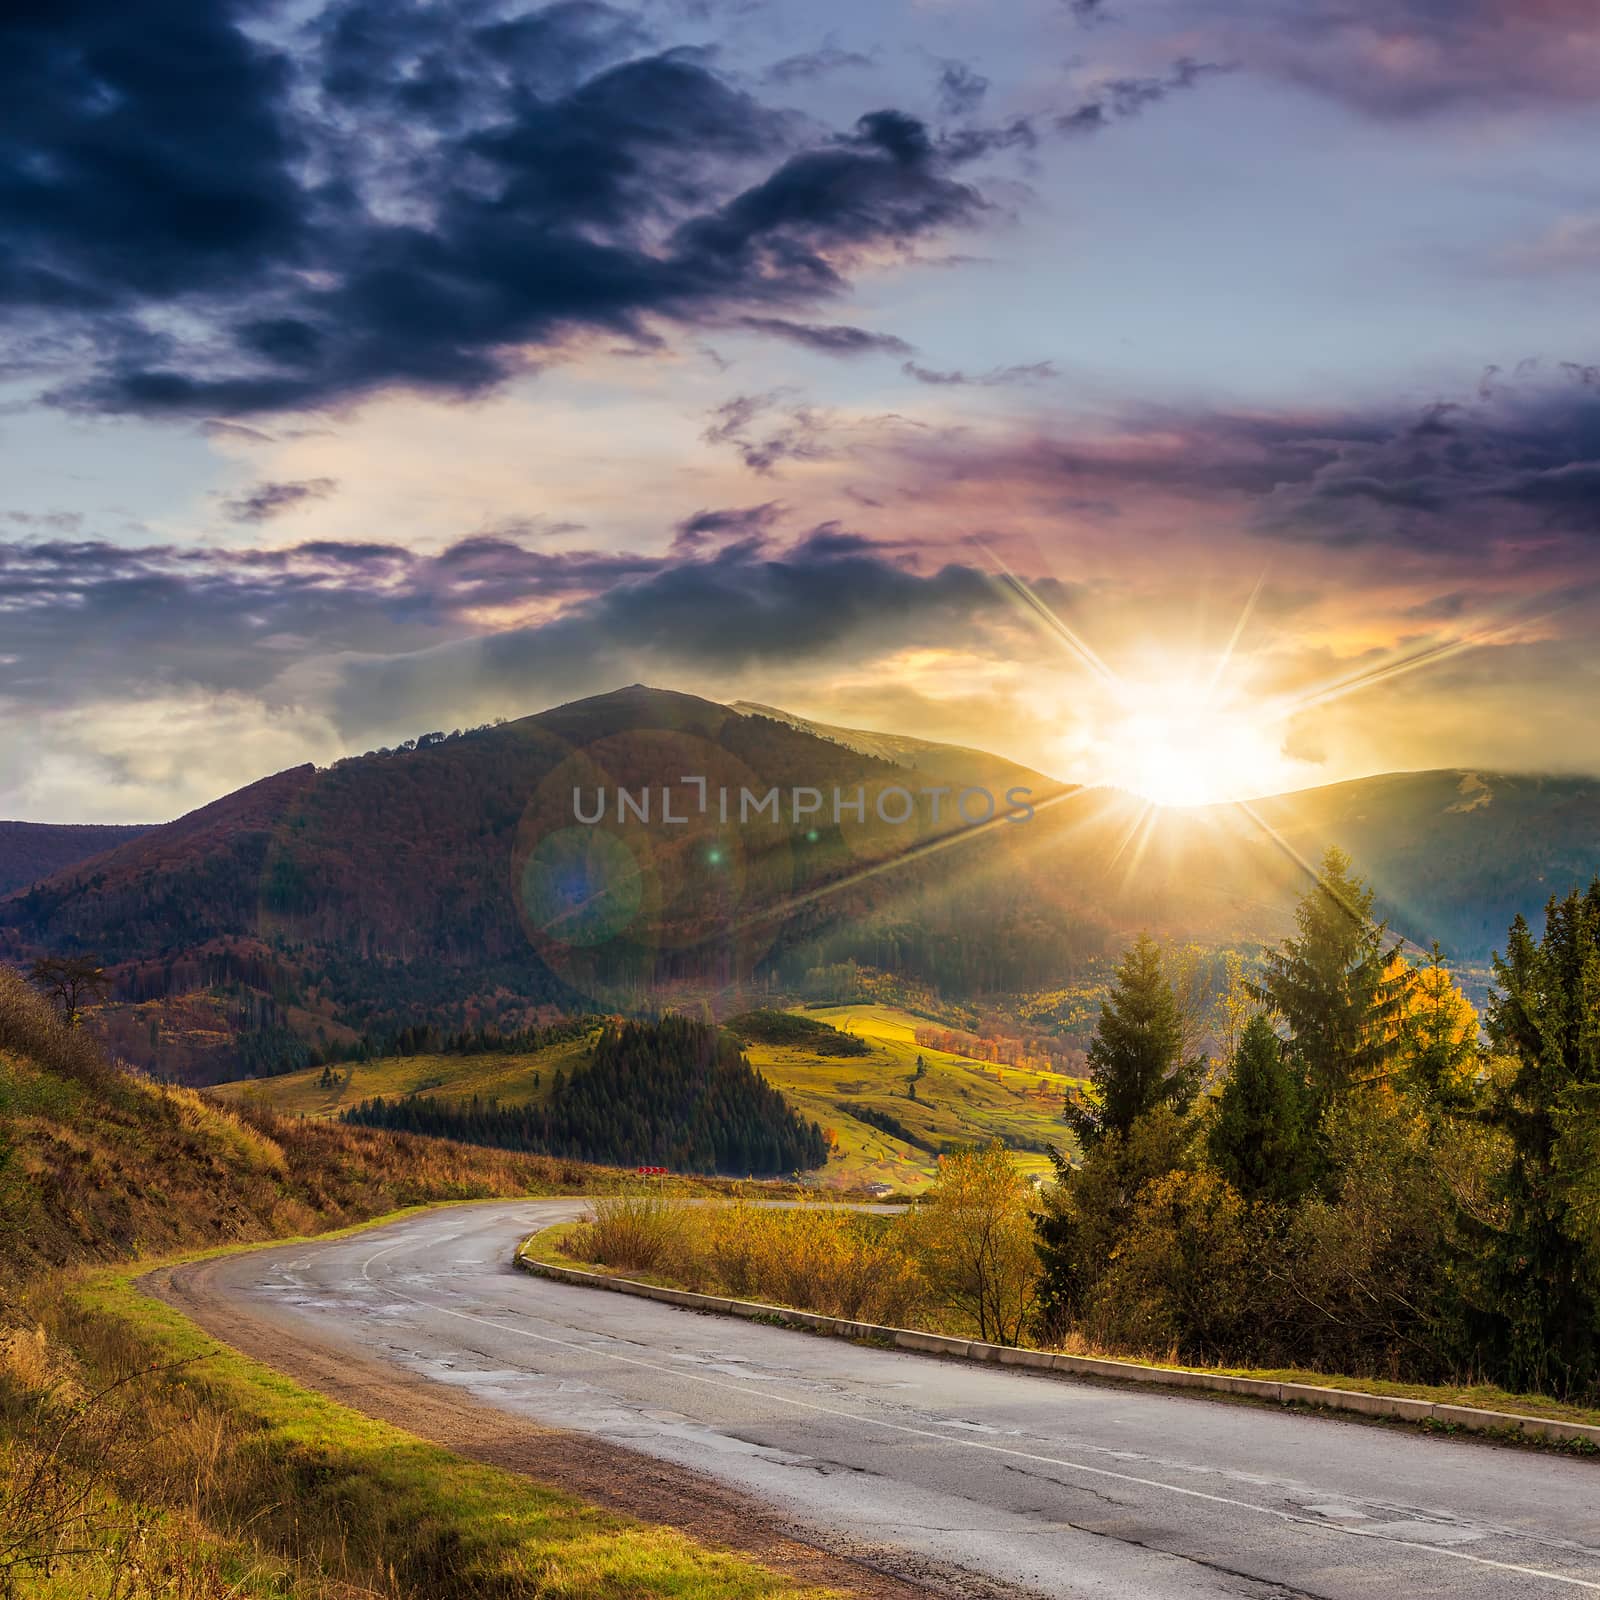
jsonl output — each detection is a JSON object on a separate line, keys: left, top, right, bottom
{"left": 1067, "top": 933, "right": 1199, "bottom": 1149}
{"left": 1207, "top": 1014, "right": 1314, "bottom": 1205}
{"left": 1464, "top": 882, "right": 1600, "bottom": 1398}
{"left": 1256, "top": 846, "right": 1404, "bottom": 1107}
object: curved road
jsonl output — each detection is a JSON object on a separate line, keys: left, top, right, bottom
{"left": 164, "top": 1201, "right": 1600, "bottom": 1599}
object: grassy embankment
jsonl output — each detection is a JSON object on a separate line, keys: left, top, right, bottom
{"left": 1, "top": 1251, "right": 845, "bottom": 1600}
{"left": 0, "top": 970, "right": 846, "bottom": 1598}
{"left": 214, "top": 1004, "right": 1085, "bottom": 1192}
{"left": 523, "top": 1200, "right": 1600, "bottom": 1438}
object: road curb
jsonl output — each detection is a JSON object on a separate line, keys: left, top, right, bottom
{"left": 514, "top": 1250, "right": 1600, "bottom": 1451}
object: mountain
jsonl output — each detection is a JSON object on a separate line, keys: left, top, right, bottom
{"left": 729, "top": 701, "right": 1046, "bottom": 796}
{"left": 3, "top": 686, "right": 1597, "bottom": 1078}
{"left": 0, "top": 820, "right": 152, "bottom": 896}
{"left": 1205, "top": 769, "right": 1600, "bottom": 958}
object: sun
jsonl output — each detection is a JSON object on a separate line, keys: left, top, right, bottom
{"left": 1104, "top": 682, "right": 1295, "bottom": 808}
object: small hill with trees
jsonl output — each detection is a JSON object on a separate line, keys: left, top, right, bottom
{"left": 342, "top": 1015, "right": 827, "bottom": 1176}
{"left": 723, "top": 1008, "right": 871, "bottom": 1055}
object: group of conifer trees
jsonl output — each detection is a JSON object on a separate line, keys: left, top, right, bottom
{"left": 341, "top": 1015, "right": 827, "bottom": 1177}
{"left": 1039, "top": 849, "right": 1600, "bottom": 1401}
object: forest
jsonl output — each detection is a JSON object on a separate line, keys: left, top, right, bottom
{"left": 1044, "top": 852, "right": 1600, "bottom": 1399}
{"left": 342, "top": 1014, "right": 828, "bottom": 1177}
{"left": 567, "top": 852, "right": 1600, "bottom": 1407}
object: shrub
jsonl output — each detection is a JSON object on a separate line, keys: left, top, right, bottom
{"left": 1083, "top": 1170, "right": 1258, "bottom": 1363}
{"left": 568, "top": 1188, "right": 684, "bottom": 1275}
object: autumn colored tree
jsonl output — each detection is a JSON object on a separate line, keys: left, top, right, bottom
{"left": 1210, "top": 949, "right": 1263, "bottom": 1069}
{"left": 1392, "top": 942, "right": 1480, "bottom": 1106}
{"left": 909, "top": 1142, "right": 1039, "bottom": 1346}
{"left": 1067, "top": 933, "right": 1201, "bottom": 1149}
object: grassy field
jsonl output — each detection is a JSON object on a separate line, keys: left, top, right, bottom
{"left": 210, "top": 1033, "right": 592, "bottom": 1119}
{"left": 746, "top": 1005, "right": 1081, "bottom": 1191}
{"left": 212, "top": 1006, "right": 1084, "bottom": 1192}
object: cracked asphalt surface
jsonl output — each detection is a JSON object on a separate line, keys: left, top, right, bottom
{"left": 161, "top": 1201, "right": 1600, "bottom": 1598}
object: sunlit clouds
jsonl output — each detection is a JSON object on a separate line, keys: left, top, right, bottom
{"left": 2, "top": 0, "right": 1600, "bottom": 818}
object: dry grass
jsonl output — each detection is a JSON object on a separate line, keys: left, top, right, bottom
{"left": 1, "top": 968, "right": 856, "bottom": 1597}
{"left": 0, "top": 1268, "right": 843, "bottom": 1600}
{"left": 566, "top": 1198, "right": 927, "bottom": 1329}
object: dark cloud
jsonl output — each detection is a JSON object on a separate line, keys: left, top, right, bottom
{"left": 762, "top": 44, "right": 875, "bottom": 85}
{"left": 738, "top": 317, "right": 912, "bottom": 356}
{"left": 935, "top": 61, "right": 989, "bottom": 117}
{"left": 1056, "top": 58, "right": 1230, "bottom": 135}
{"left": 3, "top": 1, "right": 1007, "bottom": 419}
{"left": 671, "top": 501, "right": 785, "bottom": 551}
{"left": 899, "top": 366, "right": 1600, "bottom": 556}
{"left": 0, "top": 525, "right": 1025, "bottom": 745}
{"left": 902, "top": 360, "right": 1057, "bottom": 387}
{"left": 221, "top": 478, "right": 339, "bottom": 523}
{"left": 0, "top": 531, "right": 670, "bottom": 711}
{"left": 0, "top": 1, "right": 305, "bottom": 312}
{"left": 1250, "top": 373, "right": 1600, "bottom": 545}
{"left": 328, "top": 530, "right": 1006, "bottom": 732}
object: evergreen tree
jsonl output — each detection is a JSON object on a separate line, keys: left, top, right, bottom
{"left": 1067, "top": 933, "right": 1199, "bottom": 1149}
{"left": 1207, "top": 1015, "right": 1314, "bottom": 1206}
{"left": 1464, "top": 882, "right": 1600, "bottom": 1398}
{"left": 1256, "top": 846, "right": 1404, "bottom": 1107}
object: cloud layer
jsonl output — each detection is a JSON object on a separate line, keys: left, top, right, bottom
{"left": 0, "top": 1, "right": 1013, "bottom": 418}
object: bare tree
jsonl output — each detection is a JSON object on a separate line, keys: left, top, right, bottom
{"left": 27, "top": 957, "right": 109, "bottom": 1028}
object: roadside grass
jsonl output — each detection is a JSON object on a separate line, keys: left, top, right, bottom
{"left": 2, "top": 1244, "right": 845, "bottom": 1600}
{"left": 525, "top": 1215, "right": 1600, "bottom": 1435}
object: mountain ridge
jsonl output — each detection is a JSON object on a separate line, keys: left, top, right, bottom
{"left": 2, "top": 686, "right": 1596, "bottom": 1081}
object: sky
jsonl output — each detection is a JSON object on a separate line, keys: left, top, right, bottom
{"left": 3, "top": 0, "right": 1600, "bottom": 820}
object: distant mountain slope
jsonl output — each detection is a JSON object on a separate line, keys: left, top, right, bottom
{"left": 1216, "top": 768, "right": 1600, "bottom": 956}
{"left": 0, "top": 821, "right": 151, "bottom": 895}
{"left": 5, "top": 765, "right": 318, "bottom": 959}
{"left": 5, "top": 687, "right": 1078, "bottom": 1052}
{"left": 3, "top": 689, "right": 1597, "bottom": 1074}
{"left": 729, "top": 701, "right": 1053, "bottom": 795}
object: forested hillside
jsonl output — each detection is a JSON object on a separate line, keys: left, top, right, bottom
{"left": 343, "top": 1015, "right": 828, "bottom": 1176}
{"left": 0, "top": 821, "right": 150, "bottom": 896}
{"left": 5, "top": 688, "right": 1599, "bottom": 1084}
{"left": 0, "top": 967, "right": 606, "bottom": 1291}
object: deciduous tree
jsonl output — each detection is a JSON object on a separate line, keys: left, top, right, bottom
{"left": 910, "top": 1143, "right": 1038, "bottom": 1346}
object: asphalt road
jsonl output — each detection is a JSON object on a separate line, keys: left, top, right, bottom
{"left": 173, "top": 1200, "right": 1600, "bottom": 1599}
